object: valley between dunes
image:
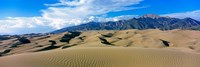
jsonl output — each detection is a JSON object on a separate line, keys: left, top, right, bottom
{"left": 1, "top": 29, "right": 200, "bottom": 67}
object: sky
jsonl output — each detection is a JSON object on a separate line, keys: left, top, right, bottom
{"left": 0, "top": 0, "right": 200, "bottom": 34}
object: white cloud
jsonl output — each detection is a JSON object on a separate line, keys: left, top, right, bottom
{"left": 0, "top": 17, "right": 52, "bottom": 34}
{"left": 87, "top": 15, "right": 138, "bottom": 22}
{"left": 0, "top": 0, "right": 143, "bottom": 34}
{"left": 162, "top": 10, "right": 200, "bottom": 21}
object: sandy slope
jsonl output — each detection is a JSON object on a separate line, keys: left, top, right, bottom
{"left": 0, "top": 47, "right": 200, "bottom": 67}
{"left": 1, "top": 29, "right": 200, "bottom": 67}
{"left": 1, "top": 29, "right": 200, "bottom": 55}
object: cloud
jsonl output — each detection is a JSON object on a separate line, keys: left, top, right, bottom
{"left": 87, "top": 15, "right": 138, "bottom": 22}
{"left": 0, "top": 17, "right": 52, "bottom": 34}
{"left": 0, "top": 0, "right": 143, "bottom": 34}
{"left": 162, "top": 10, "right": 200, "bottom": 21}
{"left": 42, "top": 0, "right": 143, "bottom": 28}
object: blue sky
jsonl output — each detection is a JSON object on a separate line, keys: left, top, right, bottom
{"left": 0, "top": 0, "right": 199, "bottom": 18}
{"left": 0, "top": 0, "right": 200, "bottom": 34}
{"left": 0, "top": 0, "right": 58, "bottom": 19}
{"left": 108, "top": 0, "right": 200, "bottom": 16}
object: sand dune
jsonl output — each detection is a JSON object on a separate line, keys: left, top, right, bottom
{"left": 1, "top": 29, "right": 200, "bottom": 55}
{"left": 1, "top": 29, "right": 200, "bottom": 67}
{"left": 0, "top": 47, "right": 200, "bottom": 67}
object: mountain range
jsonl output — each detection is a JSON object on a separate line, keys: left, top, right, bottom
{"left": 52, "top": 14, "right": 200, "bottom": 33}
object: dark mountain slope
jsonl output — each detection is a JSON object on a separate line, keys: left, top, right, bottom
{"left": 52, "top": 14, "right": 200, "bottom": 33}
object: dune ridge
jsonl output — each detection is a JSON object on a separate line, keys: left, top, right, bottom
{"left": 1, "top": 29, "right": 200, "bottom": 67}
{"left": 1, "top": 29, "right": 200, "bottom": 56}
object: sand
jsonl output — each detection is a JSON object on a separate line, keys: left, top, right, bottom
{"left": 1, "top": 29, "right": 200, "bottom": 55}
{"left": 0, "top": 47, "right": 200, "bottom": 67}
{"left": 1, "top": 29, "right": 200, "bottom": 67}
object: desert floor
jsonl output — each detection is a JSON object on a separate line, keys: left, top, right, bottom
{"left": 1, "top": 29, "right": 200, "bottom": 67}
